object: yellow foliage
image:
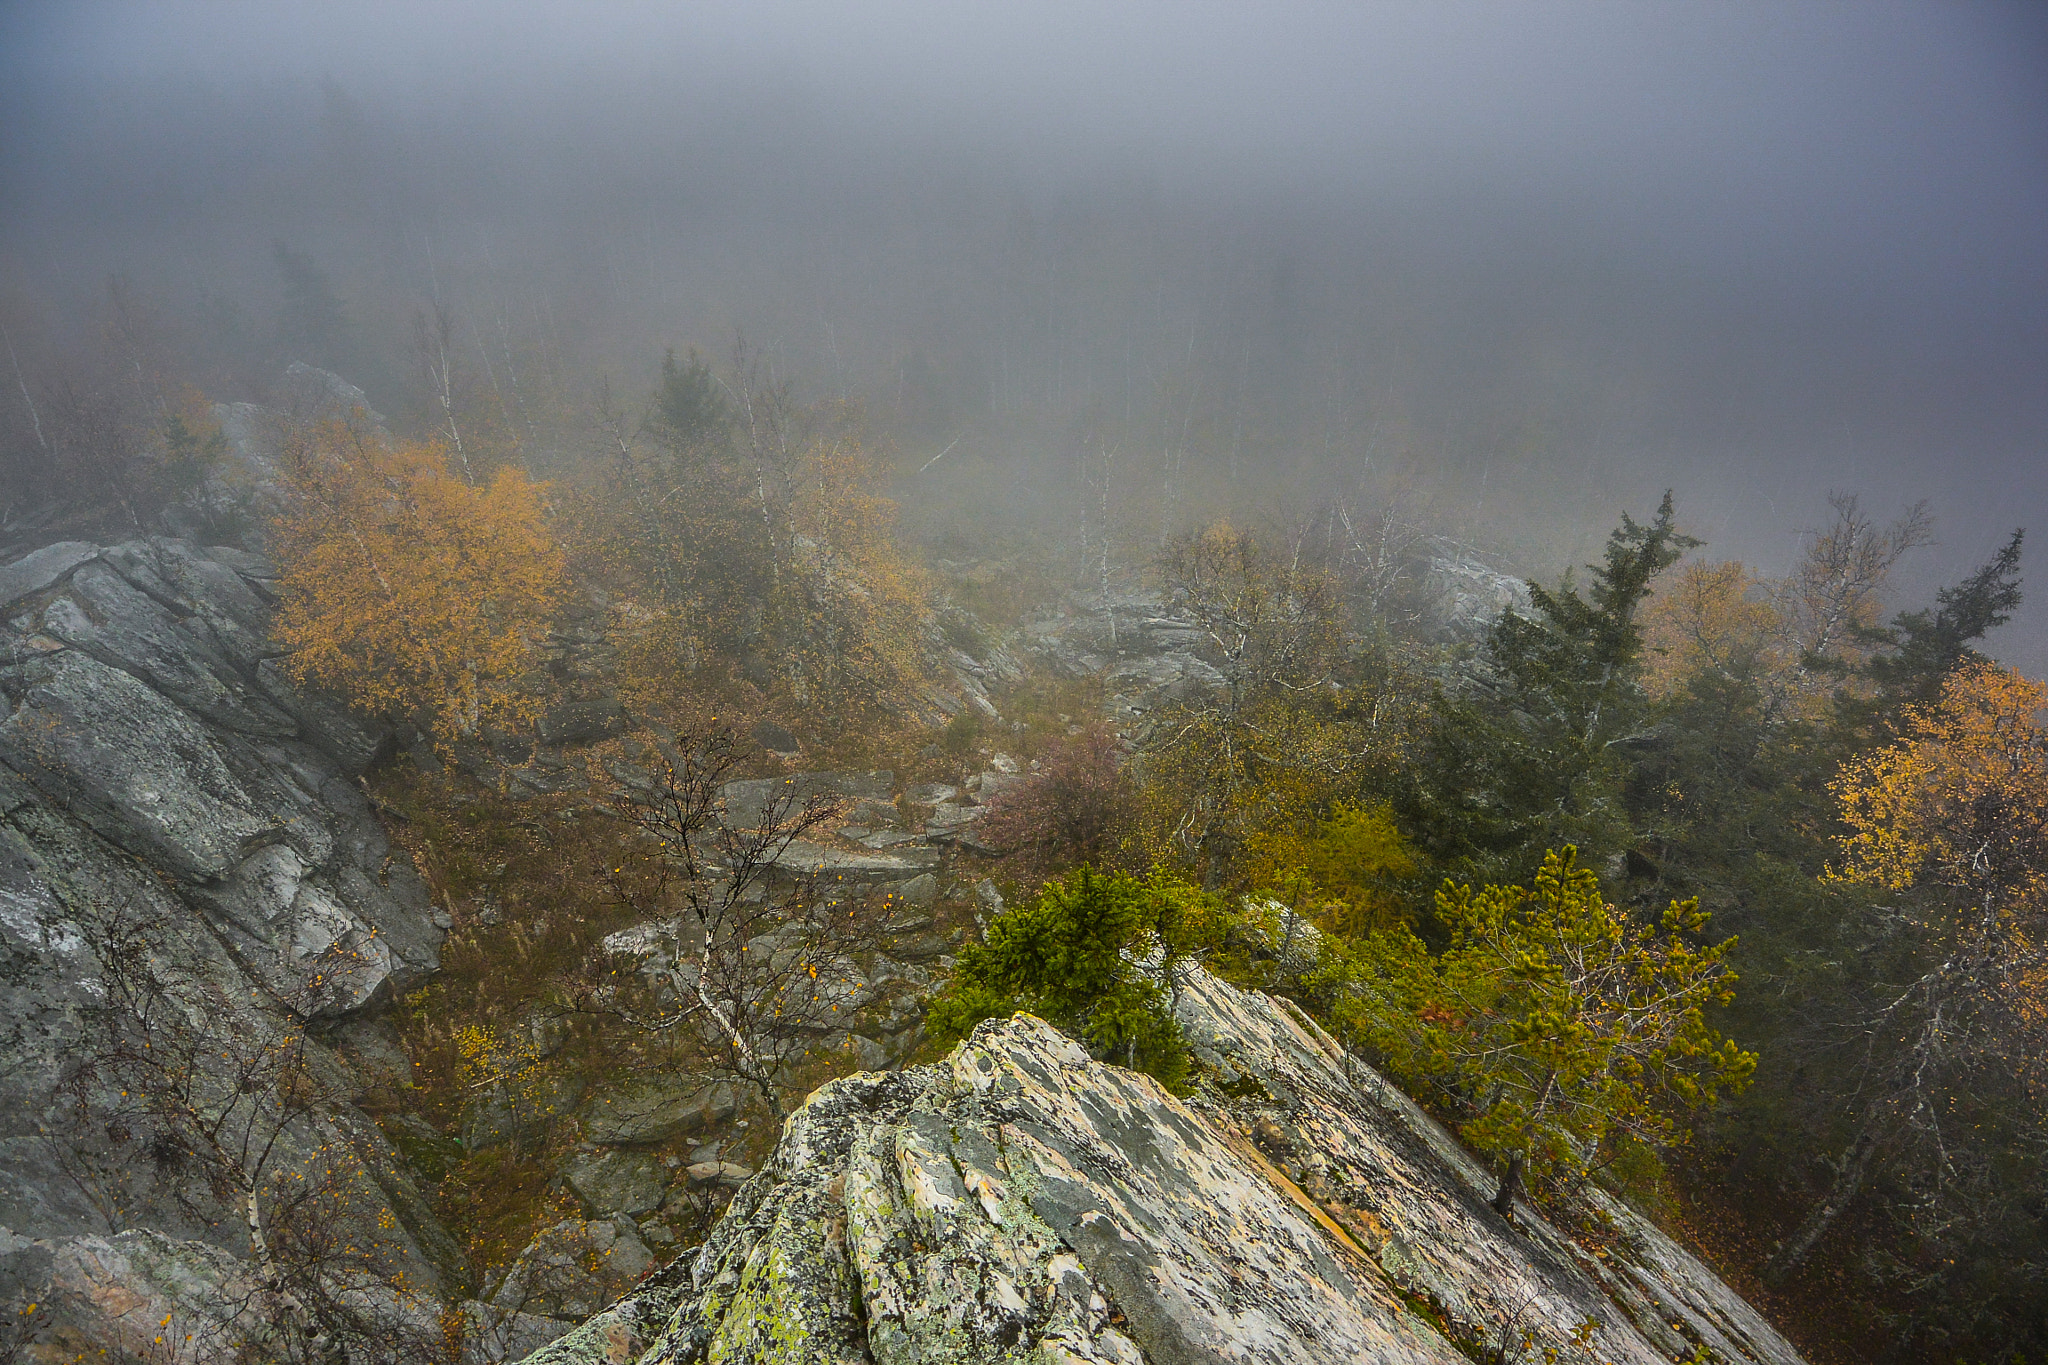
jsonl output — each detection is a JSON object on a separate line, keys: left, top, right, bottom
{"left": 1829, "top": 661, "right": 2048, "bottom": 907}
{"left": 1825, "top": 661, "right": 2048, "bottom": 1128}
{"left": 453, "top": 1022, "right": 544, "bottom": 1097}
{"left": 273, "top": 420, "right": 566, "bottom": 747}
{"left": 576, "top": 381, "right": 933, "bottom": 741}
{"left": 1640, "top": 560, "right": 1785, "bottom": 701}
{"left": 1641, "top": 501, "right": 1929, "bottom": 714}
{"left": 773, "top": 425, "right": 934, "bottom": 728}
{"left": 1248, "top": 801, "right": 1417, "bottom": 936}
{"left": 1138, "top": 520, "right": 1399, "bottom": 885}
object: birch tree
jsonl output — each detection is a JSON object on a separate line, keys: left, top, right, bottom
{"left": 1765, "top": 661, "right": 2048, "bottom": 1283}
{"left": 272, "top": 418, "right": 565, "bottom": 748}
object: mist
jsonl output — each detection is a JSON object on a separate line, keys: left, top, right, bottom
{"left": 4, "top": 0, "right": 2045, "bottom": 664}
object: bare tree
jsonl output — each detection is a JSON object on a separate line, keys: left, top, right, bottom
{"left": 576, "top": 723, "right": 885, "bottom": 1116}
{"left": 1321, "top": 493, "right": 1427, "bottom": 629}
{"left": 2, "top": 318, "right": 49, "bottom": 456}
{"left": 413, "top": 302, "right": 470, "bottom": 484}
{"left": 1776, "top": 492, "right": 1932, "bottom": 677}
{"left": 1145, "top": 523, "right": 1351, "bottom": 878}
{"left": 1091, "top": 440, "right": 1119, "bottom": 641}
{"left": 102, "top": 273, "right": 175, "bottom": 424}
{"left": 722, "top": 335, "right": 803, "bottom": 587}
{"left": 61, "top": 898, "right": 442, "bottom": 1363}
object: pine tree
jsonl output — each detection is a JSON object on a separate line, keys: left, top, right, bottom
{"left": 1412, "top": 494, "right": 1696, "bottom": 879}
{"left": 925, "top": 868, "right": 1223, "bottom": 1089}
{"left": 1859, "top": 528, "right": 2023, "bottom": 712}
{"left": 1318, "top": 846, "right": 1752, "bottom": 1218}
{"left": 273, "top": 242, "right": 353, "bottom": 374}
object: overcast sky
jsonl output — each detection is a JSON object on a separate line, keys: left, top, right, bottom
{"left": 3, "top": 1, "right": 2044, "bottom": 664}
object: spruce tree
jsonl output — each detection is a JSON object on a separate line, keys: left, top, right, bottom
{"left": 1412, "top": 493, "right": 1695, "bottom": 881}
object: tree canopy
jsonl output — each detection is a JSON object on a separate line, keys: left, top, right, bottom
{"left": 1320, "top": 846, "right": 1753, "bottom": 1215}
{"left": 273, "top": 420, "right": 565, "bottom": 747}
{"left": 1414, "top": 493, "right": 1695, "bottom": 876}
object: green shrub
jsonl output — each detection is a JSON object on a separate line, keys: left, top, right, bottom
{"left": 926, "top": 867, "right": 1221, "bottom": 1091}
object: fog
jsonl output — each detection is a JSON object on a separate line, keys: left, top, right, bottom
{"left": 4, "top": 1, "right": 2045, "bottom": 665}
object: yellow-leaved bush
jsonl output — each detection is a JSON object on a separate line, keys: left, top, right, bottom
{"left": 1314, "top": 846, "right": 1754, "bottom": 1195}
{"left": 273, "top": 419, "right": 566, "bottom": 747}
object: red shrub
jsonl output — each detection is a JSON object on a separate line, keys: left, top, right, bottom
{"left": 977, "top": 725, "right": 1131, "bottom": 880}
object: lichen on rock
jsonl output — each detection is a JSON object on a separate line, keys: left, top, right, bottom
{"left": 522, "top": 976, "right": 1806, "bottom": 1365}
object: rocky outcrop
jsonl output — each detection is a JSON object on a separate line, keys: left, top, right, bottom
{"left": 520, "top": 973, "right": 1802, "bottom": 1365}
{"left": 0, "top": 535, "right": 458, "bottom": 1351}
{"left": 1017, "top": 588, "right": 1223, "bottom": 726}
{"left": 1416, "top": 549, "right": 1531, "bottom": 644}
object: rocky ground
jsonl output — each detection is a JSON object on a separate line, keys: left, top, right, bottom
{"left": 6, "top": 366, "right": 1783, "bottom": 1365}
{"left": 0, "top": 529, "right": 1050, "bottom": 1361}
{"left": 0, "top": 496, "right": 1069, "bottom": 1364}
{"left": 516, "top": 972, "right": 1804, "bottom": 1365}
{"left": 0, "top": 533, "right": 460, "bottom": 1354}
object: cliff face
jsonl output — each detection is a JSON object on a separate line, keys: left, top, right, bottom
{"left": 0, "top": 535, "right": 457, "bottom": 1353}
{"left": 523, "top": 972, "right": 1802, "bottom": 1365}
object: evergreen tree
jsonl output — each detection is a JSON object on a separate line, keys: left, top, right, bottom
{"left": 1412, "top": 494, "right": 1695, "bottom": 880}
{"left": 644, "top": 346, "right": 730, "bottom": 460}
{"left": 272, "top": 242, "right": 353, "bottom": 374}
{"left": 1858, "top": 528, "right": 2024, "bottom": 712}
{"left": 925, "top": 868, "right": 1222, "bottom": 1089}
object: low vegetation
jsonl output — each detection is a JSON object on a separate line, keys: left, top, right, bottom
{"left": 9, "top": 304, "right": 2037, "bottom": 1361}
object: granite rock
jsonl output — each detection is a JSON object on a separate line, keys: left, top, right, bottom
{"left": 518, "top": 976, "right": 1805, "bottom": 1365}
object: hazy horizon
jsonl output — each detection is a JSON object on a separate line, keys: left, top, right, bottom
{"left": 4, "top": 1, "right": 2044, "bottom": 665}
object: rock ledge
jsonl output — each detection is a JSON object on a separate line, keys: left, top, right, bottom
{"left": 522, "top": 973, "right": 1803, "bottom": 1365}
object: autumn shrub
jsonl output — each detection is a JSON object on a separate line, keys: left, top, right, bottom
{"left": 1137, "top": 521, "right": 1352, "bottom": 882}
{"left": 976, "top": 724, "right": 1132, "bottom": 880}
{"left": 273, "top": 419, "right": 565, "bottom": 747}
{"left": 1246, "top": 800, "right": 1419, "bottom": 937}
{"left": 940, "top": 707, "right": 981, "bottom": 756}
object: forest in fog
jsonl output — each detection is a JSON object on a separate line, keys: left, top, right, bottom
{"left": 2, "top": 4, "right": 2045, "bottom": 1363}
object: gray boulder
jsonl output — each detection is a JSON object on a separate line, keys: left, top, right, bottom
{"left": 0, "top": 535, "right": 456, "bottom": 1359}
{"left": 719, "top": 770, "right": 893, "bottom": 828}
{"left": 465, "top": 1071, "right": 587, "bottom": 1154}
{"left": 0, "top": 649, "right": 275, "bottom": 880}
{"left": 537, "top": 696, "right": 627, "bottom": 745}
{"left": 767, "top": 838, "right": 936, "bottom": 884}
{"left": 493, "top": 1217, "right": 656, "bottom": 1321}
{"left": 562, "top": 1149, "right": 669, "bottom": 1218}
{"left": 683, "top": 1160, "right": 752, "bottom": 1189}
{"left": 1418, "top": 551, "right": 1531, "bottom": 643}
{"left": 893, "top": 871, "right": 939, "bottom": 908}
{"left": 0, "top": 540, "right": 97, "bottom": 612}
{"left": 518, "top": 976, "right": 1806, "bottom": 1365}
{"left": 281, "top": 361, "right": 386, "bottom": 427}
{"left": 578, "top": 1077, "right": 736, "bottom": 1146}
{"left": 41, "top": 560, "right": 297, "bottom": 736}
{"left": 460, "top": 1300, "right": 577, "bottom": 1365}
